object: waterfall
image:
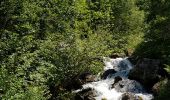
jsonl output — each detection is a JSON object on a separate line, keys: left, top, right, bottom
{"left": 74, "top": 57, "right": 153, "bottom": 100}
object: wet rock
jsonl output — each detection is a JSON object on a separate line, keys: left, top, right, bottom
{"left": 65, "top": 72, "right": 95, "bottom": 90}
{"left": 121, "top": 93, "right": 143, "bottom": 100}
{"left": 127, "top": 56, "right": 139, "bottom": 65}
{"left": 114, "top": 76, "right": 122, "bottom": 84}
{"left": 112, "top": 76, "right": 122, "bottom": 88}
{"left": 75, "top": 88, "right": 97, "bottom": 100}
{"left": 121, "top": 93, "right": 135, "bottom": 100}
{"left": 109, "top": 53, "right": 120, "bottom": 58}
{"left": 79, "top": 72, "right": 95, "bottom": 83}
{"left": 101, "top": 69, "right": 116, "bottom": 79}
{"left": 109, "top": 53, "right": 125, "bottom": 58}
{"left": 114, "top": 79, "right": 144, "bottom": 93}
{"left": 129, "top": 58, "right": 163, "bottom": 90}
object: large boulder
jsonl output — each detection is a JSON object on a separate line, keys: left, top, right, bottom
{"left": 128, "top": 58, "right": 164, "bottom": 90}
{"left": 113, "top": 79, "right": 145, "bottom": 93}
{"left": 101, "top": 69, "right": 117, "bottom": 79}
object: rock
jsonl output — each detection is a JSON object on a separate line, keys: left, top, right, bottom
{"left": 124, "top": 49, "right": 133, "bottom": 57}
{"left": 109, "top": 53, "right": 125, "bottom": 58}
{"left": 79, "top": 72, "right": 95, "bottom": 83}
{"left": 112, "top": 76, "right": 122, "bottom": 88}
{"left": 101, "top": 69, "right": 116, "bottom": 79}
{"left": 109, "top": 53, "right": 120, "bottom": 58}
{"left": 64, "top": 78, "right": 82, "bottom": 90}
{"left": 65, "top": 72, "right": 95, "bottom": 90}
{"left": 120, "top": 93, "right": 143, "bottom": 100}
{"left": 75, "top": 88, "right": 97, "bottom": 100}
{"left": 152, "top": 79, "right": 168, "bottom": 95}
{"left": 114, "top": 76, "right": 122, "bottom": 84}
{"left": 121, "top": 93, "right": 135, "bottom": 100}
{"left": 113, "top": 79, "right": 145, "bottom": 93}
{"left": 129, "top": 58, "right": 163, "bottom": 90}
{"left": 127, "top": 56, "right": 139, "bottom": 65}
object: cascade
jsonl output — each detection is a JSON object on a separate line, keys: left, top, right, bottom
{"left": 74, "top": 57, "right": 153, "bottom": 100}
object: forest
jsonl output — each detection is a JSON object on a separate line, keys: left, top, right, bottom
{"left": 0, "top": 0, "right": 170, "bottom": 100}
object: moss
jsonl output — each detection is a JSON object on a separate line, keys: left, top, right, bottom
{"left": 156, "top": 80, "right": 170, "bottom": 100}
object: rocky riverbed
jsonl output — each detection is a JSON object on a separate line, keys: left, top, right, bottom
{"left": 71, "top": 57, "right": 168, "bottom": 100}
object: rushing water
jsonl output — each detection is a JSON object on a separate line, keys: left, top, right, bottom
{"left": 74, "top": 57, "right": 153, "bottom": 100}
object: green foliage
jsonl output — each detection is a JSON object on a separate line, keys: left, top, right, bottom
{"left": 0, "top": 0, "right": 146, "bottom": 99}
{"left": 134, "top": 0, "right": 170, "bottom": 61}
{"left": 155, "top": 80, "right": 170, "bottom": 100}
{"left": 109, "top": 0, "right": 145, "bottom": 52}
{"left": 155, "top": 64, "right": 170, "bottom": 100}
{"left": 164, "top": 64, "right": 170, "bottom": 74}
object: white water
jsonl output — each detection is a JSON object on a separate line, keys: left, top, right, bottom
{"left": 74, "top": 57, "right": 153, "bottom": 100}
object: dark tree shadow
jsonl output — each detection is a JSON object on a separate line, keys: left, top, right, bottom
{"left": 133, "top": 0, "right": 170, "bottom": 64}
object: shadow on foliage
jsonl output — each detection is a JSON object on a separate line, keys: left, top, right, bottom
{"left": 133, "top": 0, "right": 170, "bottom": 64}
